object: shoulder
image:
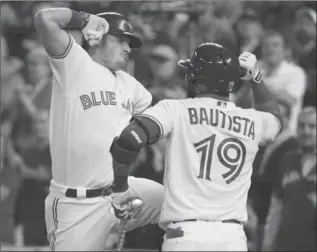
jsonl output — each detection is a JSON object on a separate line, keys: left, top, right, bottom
{"left": 156, "top": 98, "right": 183, "bottom": 107}
{"left": 116, "top": 70, "right": 142, "bottom": 86}
{"left": 282, "top": 61, "right": 306, "bottom": 75}
{"left": 236, "top": 107, "right": 258, "bottom": 117}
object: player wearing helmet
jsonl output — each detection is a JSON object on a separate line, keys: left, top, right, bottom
{"left": 34, "top": 8, "right": 164, "bottom": 250}
{"left": 110, "top": 43, "right": 282, "bottom": 251}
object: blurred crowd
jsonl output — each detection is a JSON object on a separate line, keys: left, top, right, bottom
{"left": 0, "top": 1, "right": 316, "bottom": 251}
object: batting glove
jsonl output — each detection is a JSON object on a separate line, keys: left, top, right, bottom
{"left": 238, "top": 51, "right": 263, "bottom": 84}
{"left": 81, "top": 14, "right": 109, "bottom": 46}
{"left": 111, "top": 190, "right": 136, "bottom": 220}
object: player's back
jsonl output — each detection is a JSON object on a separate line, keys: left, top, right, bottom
{"left": 158, "top": 97, "right": 280, "bottom": 227}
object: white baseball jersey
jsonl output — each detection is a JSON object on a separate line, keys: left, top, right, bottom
{"left": 139, "top": 97, "right": 280, "bottom": 228}
{"left": 47, "top": 34, "right": 152, "bottom": 188}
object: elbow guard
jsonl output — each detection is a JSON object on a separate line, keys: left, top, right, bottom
{"left": 133, "top": 116, "right": 161, "bottom": 144}
{"left": 110, "top": 120, "right": 148, "bottom": 165}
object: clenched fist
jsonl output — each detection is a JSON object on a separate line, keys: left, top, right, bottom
{"left": 82, "top": 14, "right": 109, "bottom": 45}
{"left": 238, "top": 52, "right": 263, "bottom": 84}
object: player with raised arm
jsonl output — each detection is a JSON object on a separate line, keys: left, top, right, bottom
{"left": 34, "top": 8, "right": 164, "bottom": 251}
{"left": 110, "top": 44, "right": 282, "bottom": 251}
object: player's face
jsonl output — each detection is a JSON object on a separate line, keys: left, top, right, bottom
{"left": 236, "top": 19, "right": 262, "bottom": 41}
{"left": 297, "top": 111, "right": 316, "bottom": 150}
{"left": 149, "top": 56, "right": 177, "bottom": 81}
{"left": 101, "top": 34, "right": 131, "bottom": 71}
{"left": 261, "top": 34, "right": 285, "bottom": 65}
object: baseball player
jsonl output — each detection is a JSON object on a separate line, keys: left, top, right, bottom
{"left": 34, "top": 8, "right": 164, "bottom": 251}
{"left": 110, "top": 44, "right": 282, "bottom": 251}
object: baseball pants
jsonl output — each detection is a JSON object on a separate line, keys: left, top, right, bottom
{"left": 161, "top": 220, "right": 248, "bottom": 251}
{"left": 45, "top": 176, "right": 164, "bottom": 251}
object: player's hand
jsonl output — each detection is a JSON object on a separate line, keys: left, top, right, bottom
{"left": 238, "top": 51, "right": 263, "bottom": 84}
{"left": 111, "top": 189, "right": 137, "bottom": 220}
{"left": 82, "top": 14, "right": 109, "bottom": 45}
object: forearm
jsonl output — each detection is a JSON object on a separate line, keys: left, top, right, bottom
{"left": 262, "top": 195, "right": 283, "bottom": 251}
{"left": 250, "top": 79, "right": 282, "bottom": 125}
{"left": 34, "top": 8, "right": 73, "bottom": 31}
{"left": 34, "top": 8, "right": 89, "bottom": 57}
{"left": 110, "top": 117, "right": 160, "bottom": 192}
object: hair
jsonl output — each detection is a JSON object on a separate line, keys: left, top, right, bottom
{"left": 82, "top": 34, "right": 108, "bottom": 52}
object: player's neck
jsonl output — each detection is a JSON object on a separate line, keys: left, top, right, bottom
{"left": 196, "top": 93, "right": 230, "bottom": 101}
{"left": 89, "top": 50, "right": 116, "bottom": 76}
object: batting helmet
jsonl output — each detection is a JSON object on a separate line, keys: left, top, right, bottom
{"left": 97, "top": 12, "right": 142, "bottom": 49}
{"left": 178, "top": 43, "right": 240, "bottom": 97}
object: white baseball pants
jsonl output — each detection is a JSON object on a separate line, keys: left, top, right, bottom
{"left": 45, "top": 177, "right": 164, "bottom": 251}
{"left": 162, "top": 220, "right": 248, "bottom": 251}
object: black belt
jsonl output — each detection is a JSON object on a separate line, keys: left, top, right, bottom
{"left": 172, "top": 219, "right": 242, "bottom": 225}
{"left": 65, "top": 186, "right": 112, "bottom": 198}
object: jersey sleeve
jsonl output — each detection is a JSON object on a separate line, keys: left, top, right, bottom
{"left": 258, "top": 111, "right": 282, "bottom": 146}
{"left": 137, "top": 100, "right": 178, "bottom": 138}
{"left": 47, "top": 33, "right": 91, "bottom": 96}
{"left": 132, "top": 80, "right": 152, "bottom": 115}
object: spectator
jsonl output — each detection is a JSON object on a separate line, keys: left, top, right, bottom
{"left": 24, "top": 45, "right": 52, "bottom": 111}
{"left": 147, "top": 41, "right": 186, "bottom": 99}
{"left": 303, "top": 70, "right": 316, "bottom": 108}
{"left": 252, "top": 102, "right": 299, "bottom": 250}
{"left": 13, "top": 112, "right": 51, "bottom": 246}
{"left": 0, "top": 110, "right": 22, "bottom": 245}
{"left": 262, "top": 106, "right": 316, "bottom": 251}
{"left": 292, "top": 7, "right": 317, "bottom": 109}
{"left": 292, "top": 7, "right": 316, "bottom": 72}
{"left": 258, "top": 29, "right": 307, "bottom": 132}
{"left": 1, "top": 34, "right": 25, "bottom": 121}
{"left": 234, "top": 9, "right": 263, "bottom": 58}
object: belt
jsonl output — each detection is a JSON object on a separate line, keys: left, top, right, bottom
{"left": 172, "top": 219, "right": 242, "bottom": 225}
{"left": 167, "top": 219, "right": 243, "bottom": 239}
{"left": 65, "top": 186, "right": 112, "bottom": 198}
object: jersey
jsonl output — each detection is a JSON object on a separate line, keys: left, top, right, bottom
{"left": 47, "top": 34, "right": 152, "bottom": 188}
{"left": 139, "top": 97, "right": 281, "bottom": 229}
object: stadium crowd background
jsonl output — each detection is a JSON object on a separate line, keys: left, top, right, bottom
{"left": 1, "top": 1, "right": 316, "bottom": 251}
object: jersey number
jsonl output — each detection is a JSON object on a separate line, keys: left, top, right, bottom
{"left": 194, "top": 134, "right": 246, "bottom": 184}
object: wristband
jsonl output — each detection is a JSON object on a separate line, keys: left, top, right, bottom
{"left": 66, "top": 10, "right": 90, "bottom": 30}
{"left": 252, "top": 67, "right": 263, "bottom": 84}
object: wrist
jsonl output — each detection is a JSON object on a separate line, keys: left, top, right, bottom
{"left": 251, "top": 67, "right": 263, "bottom": 84}
{"left": 66, "top": 10, "right": 90, "bottom": 30}
{"left": 112, "top": 176, "right": 129, "bottom": 193}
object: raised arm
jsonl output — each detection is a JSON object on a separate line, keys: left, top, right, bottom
{"left": 239, "top": 52, "right": 283, "bottom": 126}
{"left": 34, "top": 8, "right": 83, "bottom": 57}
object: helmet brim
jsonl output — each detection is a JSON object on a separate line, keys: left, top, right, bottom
{"left": 124, "top": 32, "right": 143, "bottom": 49}
{"left": 178, "top": 59, "right": 190, "bottom": 68}
{"left": 109, "top": 31, "right": 142, "bottom": 49}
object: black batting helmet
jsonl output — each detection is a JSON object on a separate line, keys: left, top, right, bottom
{"left": 178, "top": 43, "right": 240, "bottom": 97}
{"left": 97, "top": 12, "right": 142, "bottom": 49}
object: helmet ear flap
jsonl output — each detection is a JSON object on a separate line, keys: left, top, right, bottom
{"left": 185, "top": 71, "right": 196, "bottom": 98}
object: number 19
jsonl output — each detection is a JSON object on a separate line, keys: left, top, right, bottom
{"left": 194, "top": 134, "right": 246, "bottom": 184}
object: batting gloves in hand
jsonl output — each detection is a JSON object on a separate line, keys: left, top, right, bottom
{"left": 111, "top": 190, "right": 136, "bottom": 220}
{"left": 238, "top": 51, "right": 263, "bottom": 84}
{"left": 81, "top": 14, "right": 109, "bottom": 46}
